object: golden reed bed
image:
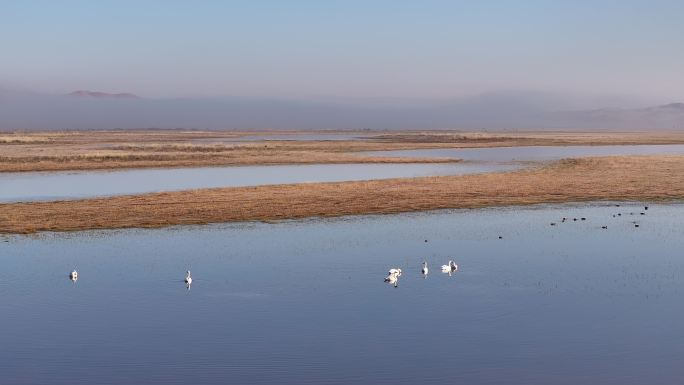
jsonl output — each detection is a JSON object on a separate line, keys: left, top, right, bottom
{"left": 2, "top": 155, "right": 683, "bottom": 234}
{"left": 3, "top": 130, "right": 684, "bottom": 172}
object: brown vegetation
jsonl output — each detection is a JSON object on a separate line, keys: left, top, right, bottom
{"left": 2, "top": 155, "right": 683, "bottom": 233}
{"left": 3, "top": 130, "right": 684, "bottom": 172}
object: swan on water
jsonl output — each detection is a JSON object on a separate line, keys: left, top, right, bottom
{"left": 387, "top": 268, "right": 402, "bottom": 277}
{"left": 69, "top": 270, "right": 78, "bottom": 282}
{"left": 384, "top": 273, "right": 399, "bottom": 287}
{"left": 384, "top": 268, "right": 402, "bottom": 287}
{"left": 184, "top": 271, "right": 192, "bottom": 286}
{"left": 421, "top": 261, "right": 429, "bottom": 277}
{"left": 441, "top": 261, "right": 458, "bottom": 275}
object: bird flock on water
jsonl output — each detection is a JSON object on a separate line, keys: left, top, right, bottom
{"left": 384, "top": 259, "right": 458, "bottom": 287}
{"left": 382, "top": 205, "right": 650, "bottom": 288}
{"left": 62, "top": 205, "right": 651, "bottom": 290}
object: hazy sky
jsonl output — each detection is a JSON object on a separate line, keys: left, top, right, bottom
{"left": 2, "top": 0, "right": 684, "bottom": 102}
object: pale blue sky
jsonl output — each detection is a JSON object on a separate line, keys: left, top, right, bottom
{"left": 2, "top": 0, "right": 683, "bottom": 102}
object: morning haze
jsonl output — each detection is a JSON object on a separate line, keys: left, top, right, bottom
{"left": 2, "top": 1, "right": 684, "bottom": 130}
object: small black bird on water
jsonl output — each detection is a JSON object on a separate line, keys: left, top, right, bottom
{"left": 601, "top": 226, "right": 608, "bottom": 229}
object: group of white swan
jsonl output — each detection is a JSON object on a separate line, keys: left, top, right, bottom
{"left": 70, "top": 261, "right": 455, "bottom": 290}
{"left": 385, "top": 260, "right": 458, "bottom": 287}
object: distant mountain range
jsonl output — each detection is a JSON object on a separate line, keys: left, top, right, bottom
{"left": 67, "top": 90, "right": 139, "bottom": 99}
{"left": 553, "top": 103, "right": 684, "bottom": 130}
{"left": 0, "top": 89, "right": 682, "bottom": 130}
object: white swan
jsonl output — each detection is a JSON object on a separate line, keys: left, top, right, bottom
{"left": 384, "top": 273, "right": 399, "bottom": 287}
{"left": 184, "top": 270, "right": 192, "bottom": 286}
{"left": 69, "top": 269, "right": 78, "bottom": 282}
{"left": 441, "top": 261, "right": 458, "bottom": 275}
{"left": 384, "top": 268, "right": 402, "bottom": 287}
{"left": 421, "top": 261, "right": 429, "bottom": 277}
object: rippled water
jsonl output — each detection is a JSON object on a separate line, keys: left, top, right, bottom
{"left": 1, "top": 203, "right": 683, "bottom": 384}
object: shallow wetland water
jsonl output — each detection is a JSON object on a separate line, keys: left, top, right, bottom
{"left": 4, "top": 144, "right": 684, "bottom": 202}
{"left": 1, "top": 203, "right": 683, "bottom": 384}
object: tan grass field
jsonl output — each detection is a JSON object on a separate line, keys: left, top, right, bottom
{"left": 2, "top": 155, "right": 683, "bottom": 234}
{"left": 3, "top": 129, "right": 684, "bottom": 172}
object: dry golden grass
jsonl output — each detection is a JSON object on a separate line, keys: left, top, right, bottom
{"left": 4, "top": 129, "right": 684, "bottom": 172}
{"left": 0, "top": 130, "right": 456, "bottom": 172}
{"left": 2, "top": 155, "right": 683, "bottom": 233}
{"left": 0, "top": 152, "right": 457, "bottom": 172}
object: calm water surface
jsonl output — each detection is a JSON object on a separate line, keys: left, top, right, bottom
{"left": 0, "top": 162, "right": 511, "bottom": 202}
{"left": 3, "top": 144, "right": 684, "bottom": 202}
{"left": 1, "top": 203, "right": 683, "bottom": 384}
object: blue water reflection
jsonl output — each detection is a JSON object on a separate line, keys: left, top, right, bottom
{"left": 0, "top": 163, "right": 510, "bottom": 203}
{"left": 1, "top": 203, "right": 683, "bottom": 384}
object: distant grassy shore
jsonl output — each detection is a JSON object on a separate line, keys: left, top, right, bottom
{"left": 3, "top": 129, "right": 684, "bottom": 172}
{"left": 2, "top": 155, "right": 683, "bottom": 233}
